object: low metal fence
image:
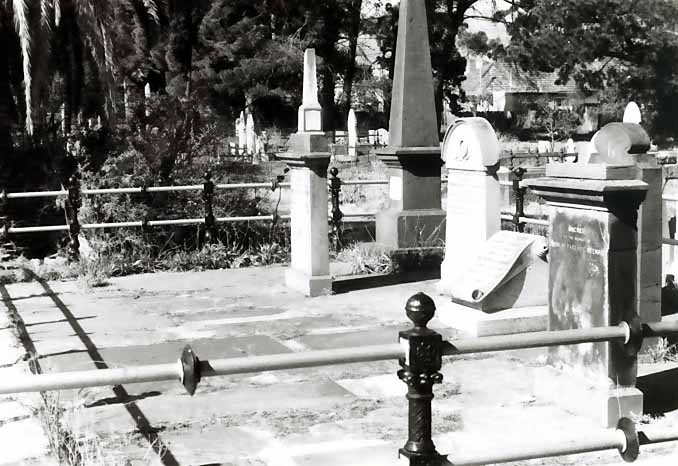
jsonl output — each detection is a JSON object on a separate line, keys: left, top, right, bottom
{"left": 2, "top": 293, "right": 677, "bottom": 465}
{"left": 0, "top": 172, "right": 292, "bottom": 260}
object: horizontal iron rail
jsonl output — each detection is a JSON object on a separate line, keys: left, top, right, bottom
{"left": 7, "top": 215, "right": 291, "bottom": 234}
{"left": 0, "top": 343, "right": 405, "bottom": 394}
{"left": 442, "top": 324, "right": 630, "bottom": 355}
{"left": 500, "top": 214, "right": 548, "bottom": 226}
{"left": 441, "top": 426, "right": 628, "bottom": 466}
{"left": 3, "top": 321, "right": 678, "bottom": 395}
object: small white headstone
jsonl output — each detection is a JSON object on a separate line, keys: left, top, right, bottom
{"left": 565, "top": 138, "right": 576, "bottom": 154}
{"left": 246, "top": 113, "right": 256, "bottom": 155}
{"left": 623, "top": 102, "right": 641, "bottom": 124}
{"left": 144, "top": 83, "right": 151, "bottom": 99}
{"left": 377, "top": 128, "right": 389, "bottom": 146}
{"left": 238, "top": 111, "right": 247, "bottom": 150}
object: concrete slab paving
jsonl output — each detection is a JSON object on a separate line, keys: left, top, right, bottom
{"left": 1, "top": 266, "right": 677, "bottom": 466}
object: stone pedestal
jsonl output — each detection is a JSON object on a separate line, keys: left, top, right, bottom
{"left": 634, "top": 155, "right": 662, "bottom": 348}
{"left": 528, "top": 169, "right": 648, "bottom": 427}
{"left": 376, "top": 148, "right": 445, "bottom": 248}
{"left": 278, "top": 133, "right": 331, "bottom": 297}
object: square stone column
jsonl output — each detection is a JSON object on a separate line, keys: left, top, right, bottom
{"left": 528, "top": 166, "right": 648, "bottom": 427}
{"left": 277, "top": 133, "right": 331, "bottom": 297}
{"left": 376, "top": 148, "right": 445, "bottom": 248}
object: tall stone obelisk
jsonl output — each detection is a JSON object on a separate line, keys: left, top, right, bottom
{"left": 277, "top": 48, "right": 331, "bottom": 297}
{"left": 376, "top": 0, "right": 445, "bottom": 249}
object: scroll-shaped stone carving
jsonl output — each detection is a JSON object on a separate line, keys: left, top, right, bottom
{"left": 442, "top": 117, "right": 500, "bottom": 170}
{"left": 588, "top": 122, "right": 650, "bottom": 165}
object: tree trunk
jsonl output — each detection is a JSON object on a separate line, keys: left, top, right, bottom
{"left": 342, "top": 0, "right": 363, "bottom": 120}
{"left": 321, "top": 69, "right": 336, "bottom": 131}
{"left": 0, "top": 29, "right": 15, "bottom": 183}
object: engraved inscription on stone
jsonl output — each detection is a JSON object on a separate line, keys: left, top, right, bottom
{"left": 452, "top": 231, "right": 537, "bottom": 302}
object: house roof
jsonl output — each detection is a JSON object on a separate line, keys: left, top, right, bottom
{"left": 462, "top": 58, "right": 579, "bottom": 95}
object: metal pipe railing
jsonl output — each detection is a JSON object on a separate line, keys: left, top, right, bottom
{"left": 6, "top": 215, "right": 292, "bottom": 235}
{"left": 442, "top": 426, "right": 629, "bottom": 466}
{"left": 442, "top": 324, "right": 632, "bottom": 356}
{"left": 5, "top": 318, "right": 676, "bottom": 396}
{"left": 0, "top": 343, "right": 405, "bottom": 395}
{"left": 1, "top": 292, "right": 677, "bottom": 466}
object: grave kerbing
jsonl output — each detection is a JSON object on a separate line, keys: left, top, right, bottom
{"left": 375, "top": 0, "right": 445, "bottom": 249}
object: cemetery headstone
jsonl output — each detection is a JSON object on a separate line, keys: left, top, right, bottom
{"left": 623, "top": 101, "right": 642, "bottom": 124}
{"left": 439, "top": 118, "right": 548, "bottom": 314}
{"left": 246, "top": 113, "right": 255, "bottom": 156}
{"left": 528, "top": 143, "right": 649, "bottom": 427}
{"left": 348, "top": 109, "right": 358, "bottom": 159}
{"left": 375, "top": 0, "right": 445, "bottom": 249}
{"left": 237, "top": 111, "right": 247, "bottom": 153}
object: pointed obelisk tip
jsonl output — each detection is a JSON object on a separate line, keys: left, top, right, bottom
{"left": 388, "top": 0, "right": 439, "bottom": 148}
{"left": 298, "top": 48, "right": 323, "bottom": 133}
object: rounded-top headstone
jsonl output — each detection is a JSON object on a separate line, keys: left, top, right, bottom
{"left": 405, "top": 292, "right": 436, "bottom": 328}
{"left": 623, "top": 101, "right": 642, "bottom": 124}
{"left": 591, "top": 122, "right": 650, "bottom": 164}
{"left": 442, "top": 117, "right": 500, "bottom": 170}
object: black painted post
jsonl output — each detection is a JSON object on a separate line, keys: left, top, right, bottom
{"left": 398, "top": 293, "right": 443, "bottom": 466}
{"left": 66, "top": 174, "right": 81, "bottom": 261}
{"left": 329, "top": 167, "right": 344, "bottom": 251}
{"left": 509, "top": 149, "right": 515, "bottom": 169}
{"left": 203, "top": 171, "right": 217, "bottom": 243}
{"left": 512, "top": 167, "right": 526, "bottom": 233}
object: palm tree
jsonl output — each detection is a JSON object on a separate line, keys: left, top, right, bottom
{"left": 0, "top": 0, "right": 165, "bottom": 151}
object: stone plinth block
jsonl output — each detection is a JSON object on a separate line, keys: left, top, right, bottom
{"left": 277, "top": 134, "right": 331, "bottom": 297}
{"left": 528, "top": 174, "right": 648, "bottom": 427}
{"left": 376, "top": 147, "right": 445, "bottom": 249}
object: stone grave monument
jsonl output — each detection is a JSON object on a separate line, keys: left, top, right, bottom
{"left": 623, "top": 101, "right": 642, "bottom": 124}
{"left": 527, "top": 131, "right": 649, "bottom": 426}
{"left": 237, "top": 111, "right": 247, "bottom": 153}
{"left": 437, "top": 118, "right": 549, "bottom": 335}
{"left": 347, "top": 109, "right": 358, "bottom": 159}
{"left": 375, "top": 0, "right": 445, "bottom": 249}
{"left": 246, "top": 113, "right": 256, "bottom": 156}
{"left": 277, "top": 49, "right": 331, "bottom": 297}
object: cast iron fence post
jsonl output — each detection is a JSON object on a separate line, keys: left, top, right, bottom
{"left": 329, "top": 167, "right": 343, "bottom": 251}
{"left": 203, "top": 171, "right": 217, "bottom": 243}
{"left": 398, "top": 293, "right": 443, "bottom": 466}
{"left": 511, "top": 167, "right": 527, "bottom": 233}
{"left": 66, "top": 174, "right": 81, "bottom": 260}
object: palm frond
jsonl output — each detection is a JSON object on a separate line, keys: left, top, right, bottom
{"left": 12, "top": 0, "right": 33, "bottom": 134}
{"left": 54, "top": 0, "right": 61, "bottom": 26}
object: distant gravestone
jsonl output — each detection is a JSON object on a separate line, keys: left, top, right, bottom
{"left": 623, "top": 101, "right": 642, "bottom": 124}
{"left": 246, "top": 113, "right": 256, "bottom": 155}
{"left": 537, "top": 140, "right": 551, "bottom": 153}
{"left": 347, "top": 109, "right": 357, "bottom": 158}
{"left": 237, "top": 111, "right": 247, "bottom": 152}
{"left": 377, "top": 128, "right": 389, "bottom": 146}
{"left": 565, "top": 138, "right": 576, "bottom": 154}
